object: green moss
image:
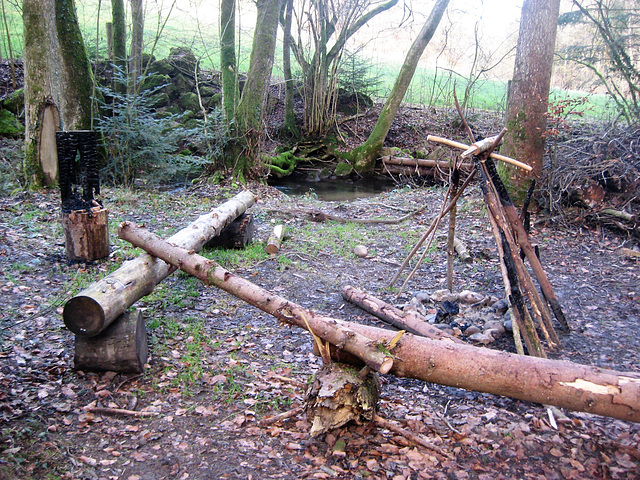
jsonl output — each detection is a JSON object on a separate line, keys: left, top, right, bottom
{"left": 334, "top": 162, "right": 353, "bottom": 176}
{"left": 0, "top": 109, "right": 24, "bottom": 137}
{"left": 1, "top": 89, "right": 24, "bottom": 115}
{"left": 265, "top": 150, "right": 303, "bottom": 177}
{"left": 180, "top": 92, "right": 199, "bottom": 111}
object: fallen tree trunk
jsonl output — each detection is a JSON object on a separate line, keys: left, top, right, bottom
{"left": 118, "top": 221, "right": 394, "bottom": 374}
{"left": 341, "top": 285, "right": 463, "bottom": 344}
{"left": 63, "top": 190, "right": 256, "bottom": 336}
{"left": 381, "top": 156, "right": 473, "bottom": 172}
{"left": 119, "top": 222, "right": 640, "bottom": 424}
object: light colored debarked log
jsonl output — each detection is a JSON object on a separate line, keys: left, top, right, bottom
{"left": 63, "top": 190, "right": 256, "bottom": 337}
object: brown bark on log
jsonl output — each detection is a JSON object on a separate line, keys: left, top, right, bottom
{"left": 74, "top": 309, "right": 147, "bottom": 373}
{"left": 119, "top": 223, "right": 640, "bottom": 423}
{"left": 62, "top": 207, "right": 109, "bottom": 262}
{"left": 63, "top": 191, "right": 256, "bottom": 337}
{"left": 334, "top": 322, "right": 640, "bottom": 424}
{"left": 341, "top": 285, "right": 463, "bottom": 344}
{"left": 205, "top": 213, "right": 256, "bottom": 249}
{"left": 118, "top": 222, "right": 394, "bottom": 374}
{"left": 382, "top": 156, "right": 473, "bottom": 171}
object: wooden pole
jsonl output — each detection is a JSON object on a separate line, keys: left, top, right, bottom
{"left": 63, "top": 190, "right": 256, "bottom": 337}
{"left": 118, "top": 222, "right": 394, "bottom": 374}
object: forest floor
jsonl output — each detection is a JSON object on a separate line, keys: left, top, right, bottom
{"left": 1, "top": 172, "right": 639, "bottom": 479}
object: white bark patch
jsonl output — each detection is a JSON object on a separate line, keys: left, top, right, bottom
{"left": 559, "top": 378, "right": 620, "bottom": 396}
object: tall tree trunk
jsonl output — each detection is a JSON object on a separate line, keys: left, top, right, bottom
{"left": 233, "top": 0, "right": 282, "bottom": 178}
{"left": 281, "top": 0, "right": 298, "bottom": 137}
{"left": 129, "top": 0, "right": 144, "bottom": 92}
{"left": 220, "top": 0, "right": 238, "bottom": 122}
{"left": 55, "top": 0, "right": 95, "bottom": 130}
{"left": 349, "top": 0, "right": 450, "bottom": 173}
{"left": 23, "top": 0, "right": 59, "bottom": 187}
{"left": 501, "top": 0, "right": 560, "bottom": 199}
{"left": 111, "top": 0, "right": 127, "bottom": 93}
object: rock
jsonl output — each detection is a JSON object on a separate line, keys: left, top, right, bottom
{"left": 484, "top": 328, "right": 503, "bottom": 340}
{"left": 406, "top": 296, "right": 427, "bottom": 316}
{"left": 433, "top": 324, "right": 455, "bottom": 336}
{"left": 492, "top": 298, "right": 509, "bottom": 314}
{"left": 468, "top": 332, "right": 495, "bottom": 344}
{"left": 430, "top": 289, "right": 457, "bottom": 303}
{"left": 504, "top": 319, "right": 513, "bottom": 332}
{"left": 354, "top": 245, "right": 368, "bottom": 258}
{"left": 458, "top": 290, "right": 485, "bottom": 304}
{"left": 414, "top": 291, "right": 431, "bottom": 303}
{"left": 483, "top": 320, "right": 506, "bottom": 336}
{"left": 464, "top": 325, "right": 481, "bottom": 336}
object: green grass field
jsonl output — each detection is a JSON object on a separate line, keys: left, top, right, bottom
{"left": 1, "top": 1, "right": 620, "bottom": 122}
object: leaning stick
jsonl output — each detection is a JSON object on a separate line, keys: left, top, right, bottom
{"left": 118, "top": 222, "right": 394, "bottom": 375}
{"left": 427, "top": 135, "right": 533, "bottom": 172}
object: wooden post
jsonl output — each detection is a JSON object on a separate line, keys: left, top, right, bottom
{"left": 61, "top": 206, "right": 109, "bottom": 262}
{"left": 74, "top": 309, "right": 147, "bottom": 373}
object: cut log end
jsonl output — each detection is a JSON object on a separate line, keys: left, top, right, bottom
{"left": 64, "top": 295, "right": 106, "bottom": 337}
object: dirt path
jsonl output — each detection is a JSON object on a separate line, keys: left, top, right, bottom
{"left": 1, "top": 184, "right": 639, "bottom": 480}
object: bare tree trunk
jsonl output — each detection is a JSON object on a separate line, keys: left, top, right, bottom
{"left": 281, "top": 0, "right": 298, "bottom": 136}
{"left": 349, "top": 0, "right": 450, "bottom": 173}
{"left": 23, "top": 0, "right": 59, "bottom": 187}
{"left": 129, "top": 0, "right": 144, "bottom": 92}
{"left": 55, "top": 0, "right": 95, "bottom": 131}
{"left": 119, "top": 222, "right": 640, "bottom": 424}
{"left": 63, "top": 191, "right": 256, "bottom": 337}
{"left": 502, "top": 0, "right": 560, "bottom": 196}
{"left": 111, "top": 0, "right": 127, "bottom": 93}
{"left": 220, "top": 0, "right": 238, "bottom": 122}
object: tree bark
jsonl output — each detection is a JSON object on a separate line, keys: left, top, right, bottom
{"left": 55, "top": 0, "right": 95, "bottom": 131}
{"left": 220, "top": 0, "right": 238, "bottom": 122}
{"left": 23, "top": 0, "right": 59, "bottom": 187}
{"left": 341, "top": 285, "right": 462, "bottom": 343}
{"left": 281, "top": 0, "right": 298, "bottom": 136}
{"left": 74, "top": 309, "right": 147, "bottom": 373}
{"left": 118, "top": 222, "right": 395, "bottom": 374}
{"left": 234, "top": 0, "right": 282, "bottom": 175}
{"left": 118, "top": 222, "right": 640, "bottom": 424}
{"left": 205, "top": 213, "right": 256, "bottom": 249}
{"left": 111, "top": 0, "right": 127, "bottom": 93}
{"left": 382, "top": 156, "right": 473, "bottom": 172}
{"left": 62, "top": 207, "right": 110, "bottom": 262}
{"left": 350, "top": 0, "right": 450, "bottom": 173}
{"left": 129, "top": 0, "right": 144, "bottom": 92}
{"left": 63, "top": 191, "right": 256, "bottom": 337}
{"left": 502, "top": 0, "right": 560, "bottom": 195}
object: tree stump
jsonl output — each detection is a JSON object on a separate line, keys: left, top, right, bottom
{"left": 74, "top": 309, "right": 147, "bottom": 373}
{"left": 305, "top": 363, "right": 380, "bottom": 437}
{"left": 205, "top": 213, "right": 256, "bottom": 249}
{"left": 61, "top": 206, "right": 109, "bottom": 262}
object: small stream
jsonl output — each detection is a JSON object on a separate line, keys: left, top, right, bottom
{"left": 269, "top": 174, "right": 397, "bottom": 201}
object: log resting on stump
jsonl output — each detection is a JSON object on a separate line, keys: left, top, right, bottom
{"left": 63, "top": 190, "right": 256, "bottom": 337}
{"left": 118, "top": 221, "right": 640, "bottom": 424}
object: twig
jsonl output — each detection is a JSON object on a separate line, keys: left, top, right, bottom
{"left": 83, "top": 406, "right": 160, "bottom": 417}
{"left": 373, "top": 413, "right": 449, "bottom": 458}
{"left": 258, "top": 407, "right": 304, "bottom": 426}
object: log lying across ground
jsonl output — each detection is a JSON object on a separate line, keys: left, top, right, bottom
{"left": 118, "top": 221, "right": 394, "bottom": 374}
{"left": 63, "top": 190, "right": 256, "bottom": 337}
{"left": 119, "top": 222, "right": 640, "bottom": 424}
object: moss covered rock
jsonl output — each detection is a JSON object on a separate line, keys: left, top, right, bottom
{"left": 180, "top": 92, "right": 199, "bottom": 111}
{"left": 334, "top": 162, "right": 353, "bottom": 177}
{"left": 2, "top": 89, "right": 24, "bottom": 116}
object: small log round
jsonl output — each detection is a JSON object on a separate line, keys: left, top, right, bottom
{"left": 61, "top": 207, "right": 109, "bottom": 262}
{"left": 74, "top": 309, "right": 147, "bottom": 373}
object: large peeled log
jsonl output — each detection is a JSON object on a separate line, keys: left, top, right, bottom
{"left": 305, "top": 363, "right": 380, "bottom": 437}
{"left": 63, "top": 190, "right": 256, "bottom": 337}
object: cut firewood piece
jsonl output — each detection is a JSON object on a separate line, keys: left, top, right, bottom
{"left": 266, "top": 224, "right": 285, "bottom": 254}
{"left": 62, "top": 206, "right": 109, "bottom": 262}
{"left": 63, "top": 190, "right": 256, "bottom": 337}
{"left": 453, "top": 236, "right": 472, "bottom": 263}
{"left": 342, "top": 285, "right": 463, "bottom": 344}
{"left": 305, "top": 362, "right": 380, "bottom": 437}
{"left": 74, "top": 309, "right": 147, "bottom": 373}
{"left": 205, "top": 213, "right": 256, "bottom": 249}
{"left": 118, "top": 222, "right": 394, "bottom": 374}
